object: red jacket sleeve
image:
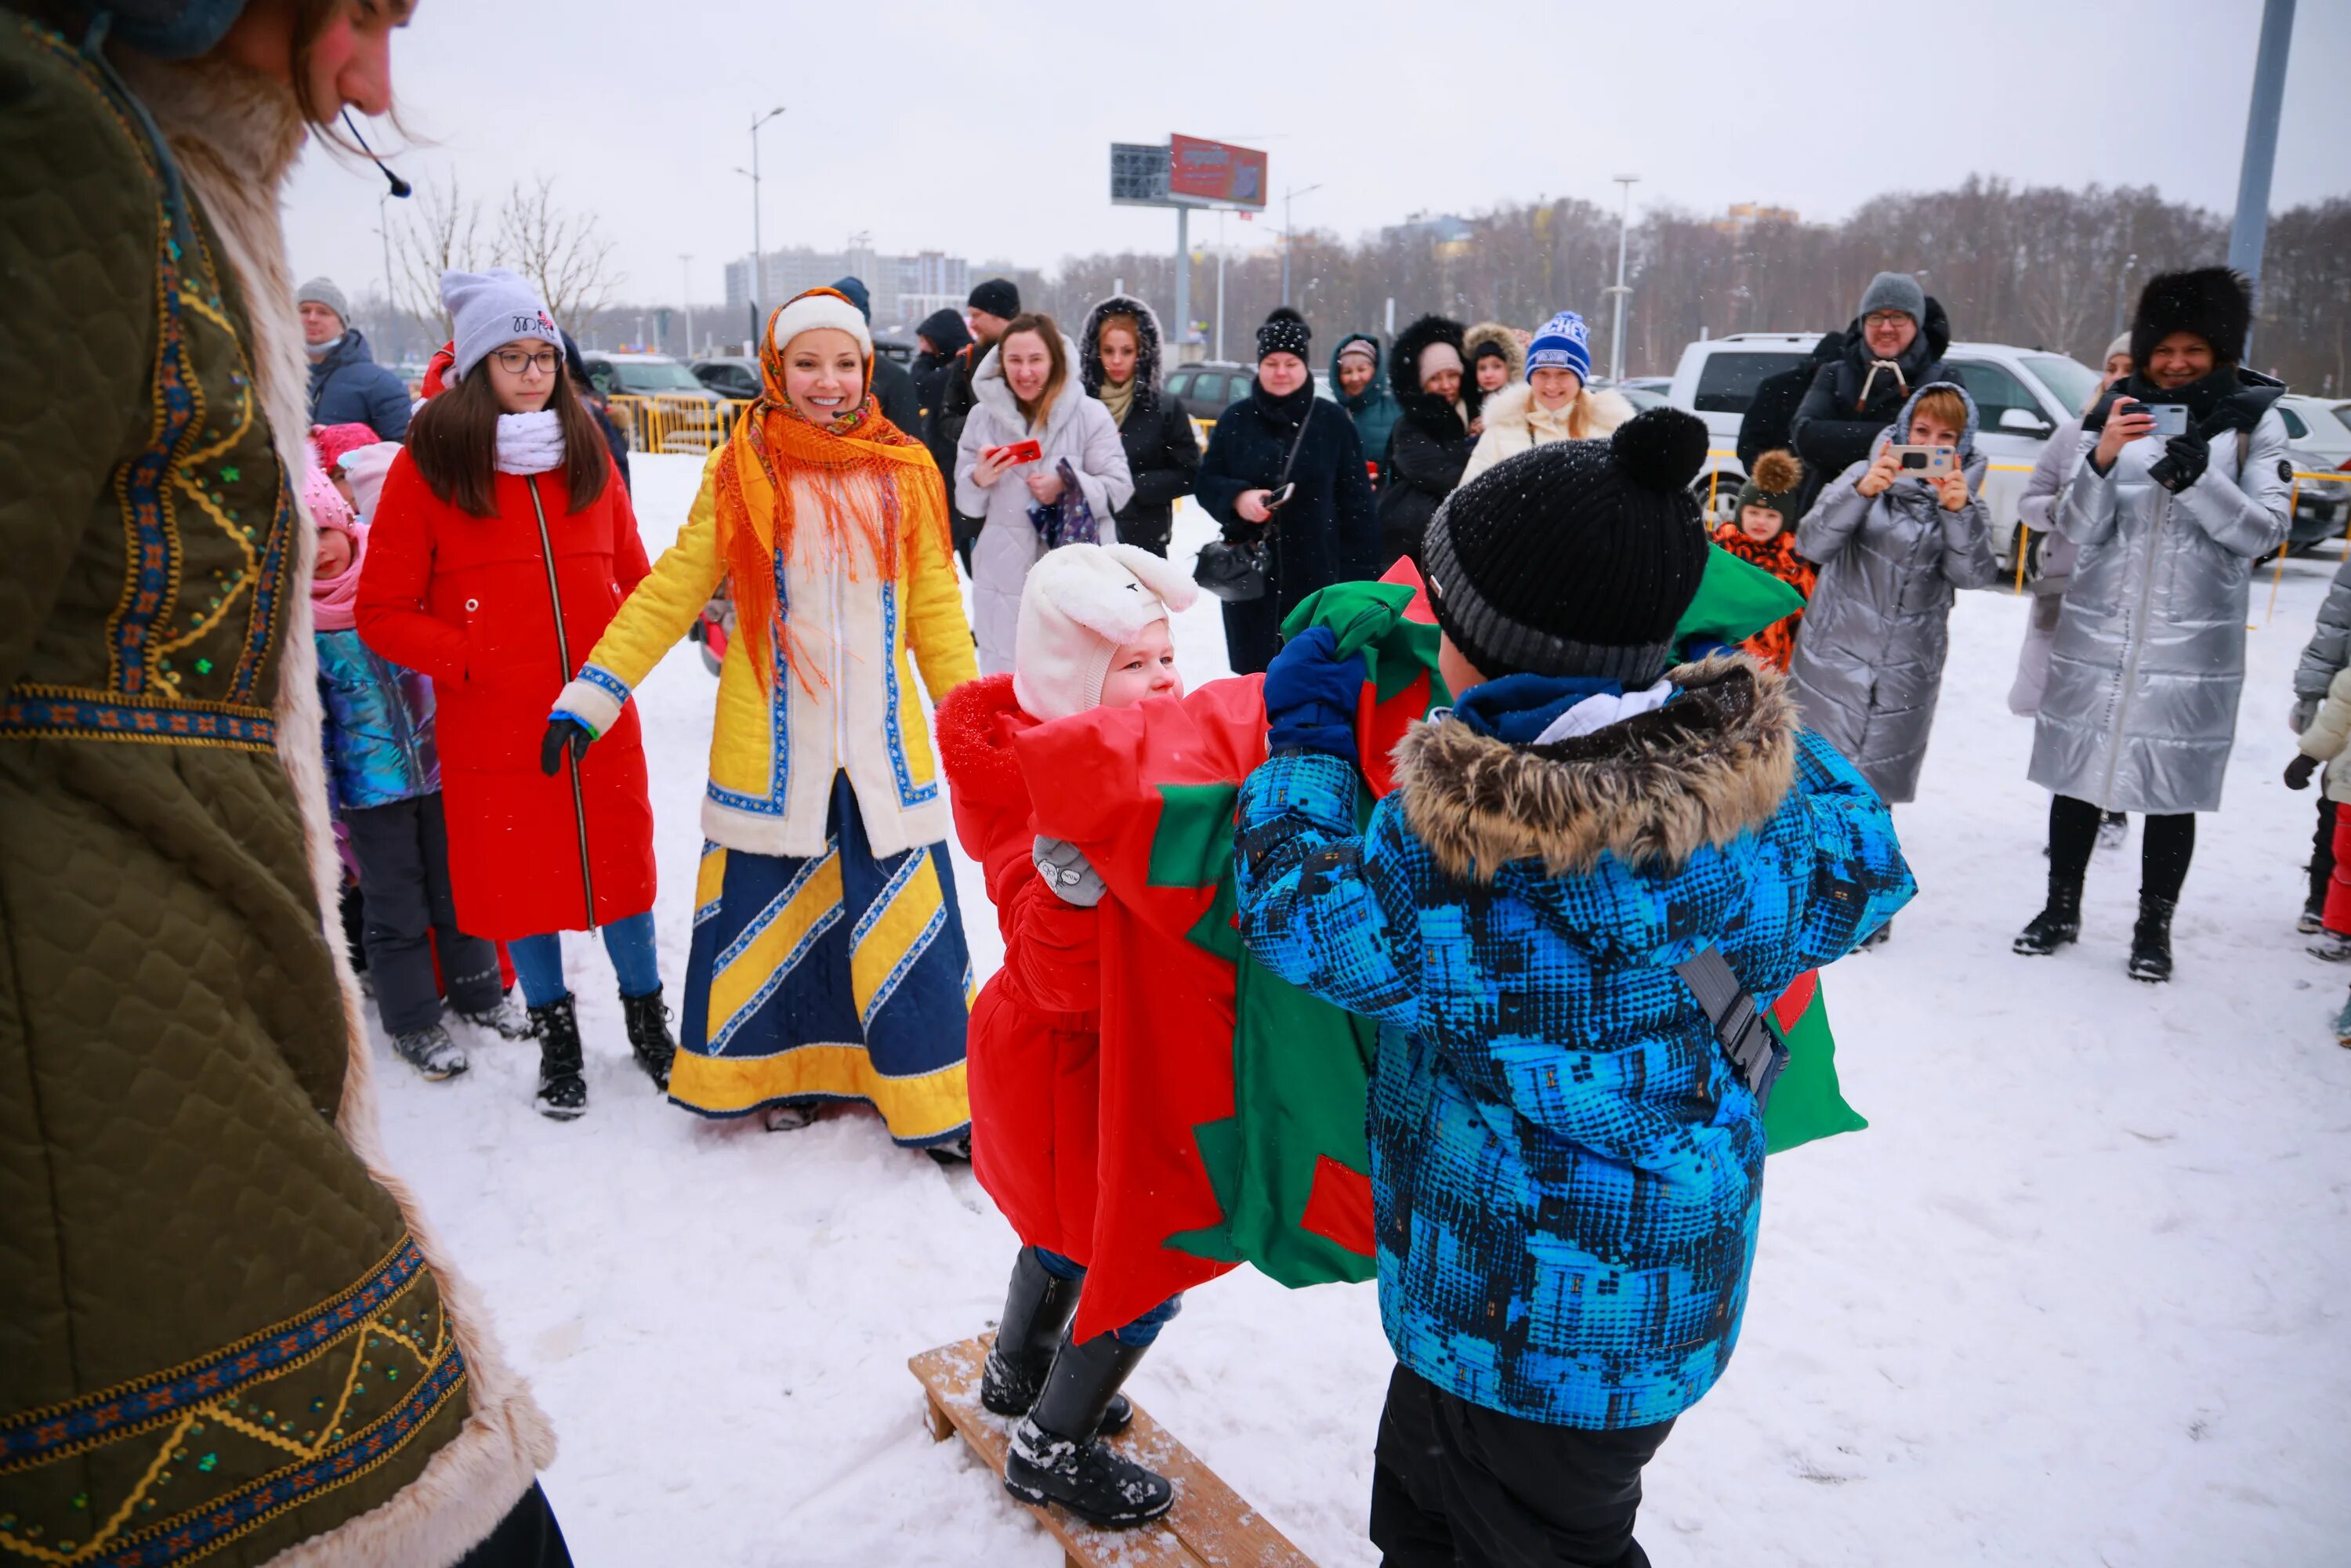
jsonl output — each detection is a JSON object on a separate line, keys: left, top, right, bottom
{"left": 355, "top": 454, "right": 468, "bottom": 683}
{"left": 994, "top": 876, "right": 1102, "bottom": 1017}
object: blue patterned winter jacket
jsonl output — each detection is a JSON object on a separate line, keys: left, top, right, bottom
{"left": 1235, "top": 657, "right": 1914, "bottom": 1429}
{"left": 316, "top": 627, "right": 439, "bottom": 811}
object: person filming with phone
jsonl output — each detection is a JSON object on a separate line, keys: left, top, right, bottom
{"left": 1194, "top": 308, "right": 1378, "bottom": 674}
{"left": 2016, "top": 267, "right": 2291, "bottom": 983}
{"left": 1788, "top": 381, "right": 1997, "bottom": 948}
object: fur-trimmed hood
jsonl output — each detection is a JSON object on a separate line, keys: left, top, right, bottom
{"left": 1463, "top": 320, "right": 1524, "bottom": 384}
{"left": 1393, "top": 656, "right": 1798, "bottom": 885}
{"left": 1078, "top": 292, "right": 1167, "bottom": 410}
{"left": 1476, "top": 380, "right": 1636, "bottom": 442}
{"left": 936, "top": 672, "right": 1034, "bottom": 813}
{"left": 1389, "top": 313, "right": 1483, "bottom": 436}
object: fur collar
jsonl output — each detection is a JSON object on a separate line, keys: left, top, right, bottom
{"left": 935, "top": 673, "right": 1034, "bottom": 809}
{"left": 1394, "top": 656, "right": 1798, "bottom": 882}
{"left": 1478, "top": 382, "right": 1636, "bottom": 443}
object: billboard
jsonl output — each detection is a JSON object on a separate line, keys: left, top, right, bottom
{"left": 1110, "top": 142, "right": 1172, "bottom": 207}
{"left": 1169, "top": 135, "right": 1267, "bottom": 210}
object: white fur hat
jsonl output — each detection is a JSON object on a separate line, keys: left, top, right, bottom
{"left": 770, "top": 287, "right": 873, "bottom": 360}
{"left": 1013, "top": 543, "right": 1199, "bottom": 721}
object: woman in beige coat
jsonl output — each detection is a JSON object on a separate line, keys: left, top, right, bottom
{"left": 1461, "top": 309, "right": 1635, "bottom": 484}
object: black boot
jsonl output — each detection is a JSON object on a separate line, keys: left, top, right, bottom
{"left": 619, "top": 987, "right": 676, "bottom": 1092}
{"left": 1003, "top": 1333, "right": 1172, "bottom": 1529}
{"left": 2128, "top": 895, "right": 2176, "bottom": 983}
{"left": 2014, "top": 874, "right": 2084, "bottom": 956}
{"left": 528, "top": 995, "right": 588, "bottom": 1120}
{"left": 980, "top": 1251, "right": 1131, "bottom": 1434}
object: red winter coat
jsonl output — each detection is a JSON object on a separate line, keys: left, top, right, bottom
{"left": 357, "top": 451, "right": 657, "bottom": 940}
{"left": 938, "top": 675, "right": 1103, "bottom": 1263}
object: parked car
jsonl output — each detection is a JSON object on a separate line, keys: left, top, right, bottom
{"left": 874, "top": 332, "right": 915, "bottom": 368}
{"left": 693, "top": 356, "right": 760, "bottom": 400}
{"left": 1593, "top": 378, "right": 1669, "bottom": 412}
{"left": 581, "top": 351, "right": 732, "bottom": 452}
{"left": 1166, "top": 359, "right": 1335, "bottom": 429}
{"left": 2276, "top": 393, "right": 2351, "bottom": 553}
{"left": 1664, "top": 331, "right": 2101, "bottom": 569}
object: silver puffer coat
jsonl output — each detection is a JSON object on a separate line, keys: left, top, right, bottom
{"left": 2028, "top": 407, "right": 2291, "bottom": 813}
{"left": 1789, "top": 382, "right": 1998, "bottom": 804}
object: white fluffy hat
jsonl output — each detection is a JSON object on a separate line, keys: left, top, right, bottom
{"left": 769, "top": 287, "right": 873, "bottom": 360}
{"left": 1013, "top": 543, "right": 1199, "bottom": 721}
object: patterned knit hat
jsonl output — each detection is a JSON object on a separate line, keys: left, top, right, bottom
{"left": 441, "top": 268, "right": 561, "bottom": 381}
{"left": 1525, "top": 310, "right": 1592, "bottom": 382}
{"left": 1256, "top": 306, "right": 1312, "bottom": 364}
{"left": 1420, "top": 407, "right": 1712, "bottom": 682}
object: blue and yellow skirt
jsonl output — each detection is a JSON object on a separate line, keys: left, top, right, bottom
{"left": 672, "top": 774, "right": 973, "bottom": 1146}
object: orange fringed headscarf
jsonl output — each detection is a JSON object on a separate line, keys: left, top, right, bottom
{"left": 713, "top": 292, "right": 955, "bottom": 690}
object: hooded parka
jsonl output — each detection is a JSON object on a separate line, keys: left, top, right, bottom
{"left": 2028, "top": 373, "right": 2291, "bottom": 813}
{"left": 1788, "top": 382, "right": 1998, "bottom": 803}
{"left": 955, "top": 336, "right": 1135, "bottom": 673}
{"left": 1376, "top": 316, "right": 1484, "bottom": 568}
{"left": 1078, "top": 295, "right": 1198, "bottom": 557}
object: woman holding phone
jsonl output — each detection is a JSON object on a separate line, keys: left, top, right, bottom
{"left": 2018, "top": 268, "right": 2291, "bottom": 982}
{"left": 1195, "top": 308, "right": 1380, "bottom": 673}
{"left": 957, "top": 314, "right": 1134, "bottom": 673}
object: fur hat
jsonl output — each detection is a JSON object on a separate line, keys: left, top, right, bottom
{"left": 1013, "top": 544, "right": 1199, "bottom": 721}
{"left": 1421, "top": 407, "right": 1712, "bottom": 683}
{"left": 1525, "top": 310, "right": 1592, "bottom": 382}
{"left": 1464, "top": 321, "right": 1524, "bottom": 382}
{"left": 1731, "top": 448, "right": 1803, "bottom": 533}
{"left": 770, "top": 286, "right": 873, "bottom": 360}
{"left": 1256, "top": 306, "right": 1312, "bottom": 364}
{"left": 2131, "top": 266, "right": 2251, "bottom": 370}
{"left": 441, "top": 267, "right": 561, "bottom": 382}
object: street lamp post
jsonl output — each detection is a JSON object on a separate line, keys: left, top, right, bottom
{"left": 1282, "top": 183, "right": 1323, "bottom": 311}
{"left": 741, "top": 106, "right": 785, "bottom": 344}
{"left": 1605, "top": 175, "right": 1639, "bottom": 383}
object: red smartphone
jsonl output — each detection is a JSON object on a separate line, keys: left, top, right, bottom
{"left": 998, "top": 439, "right": 1043, "bottom": 465}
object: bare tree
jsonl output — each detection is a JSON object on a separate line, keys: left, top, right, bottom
{"left": 389, "top": 174, "right": 494, "bottom": 336}
{"left": 498, "top": 175, "right": 622, "bottom": 326}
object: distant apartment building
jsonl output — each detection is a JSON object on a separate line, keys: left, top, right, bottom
{"left": 724, "top": 247, "right": 973, "bottom": 329}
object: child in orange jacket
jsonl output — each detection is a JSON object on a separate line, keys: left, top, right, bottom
{"left": 1710, "top": 448, "right": 1815, "bottom": 670}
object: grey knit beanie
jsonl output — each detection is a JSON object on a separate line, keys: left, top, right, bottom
{"left": 1856, "top": 270, "right": 1925, "bottom": 326}
{"left": 296, "top": 276, "right": 350, "bottom": 326}
{"left": 441, "top": 268, "right": 561, "bottom": 382}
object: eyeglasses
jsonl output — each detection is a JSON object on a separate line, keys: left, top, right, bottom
{"left": 493, "top": 347, "right": 560, "bottom": 375}
{"left": 1863, "top": 312, "right": 1913, "bottom": 331}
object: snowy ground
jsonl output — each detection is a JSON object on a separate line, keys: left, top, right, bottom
{"left": 374, "top": 453, "right": 2351, "bottom": 1567}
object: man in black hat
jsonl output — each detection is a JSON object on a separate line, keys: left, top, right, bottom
{"left": 927, "top": 277, "right": 1020, "bottom": 570}
{"left": 1230, "top": 413, "right": 1915, "bottom": 1568}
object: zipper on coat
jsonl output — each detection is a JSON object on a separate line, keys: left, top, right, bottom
{"left": 526, "top": 474, "right": 600, "bottom": 930}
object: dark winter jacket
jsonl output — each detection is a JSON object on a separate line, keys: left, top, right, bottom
{"left": 1079, "top": 294, "right": 1199, "bottom": 556}
{"left": 1196, "top": 378, "right": 1378, "bottom": 621}
{"left": 873, "top": 354, "right": 924, "bottom": 443}
{"left": 306, "top": 326, "right": 411, "bottom": 440}
{"left": 1737, "top": 328, "right": 1844, "bottom": 473}
{"left": 1233, "top": 657, "right": 1914, "bottom": 1427}
{"left": 1331, "top": 332, "right": 1403, "bottom": 483}
{"left": 912, "top": 306, "right": 973, "bottom": 468}
{"left": 1789, "top": 300, "right": 1949, "bottom": 514}
{"left": 1376, "top": 316, "right": 1483, "bottom": 569}
{"left": 928, "top": 339, "right": 987, "bottom": 542}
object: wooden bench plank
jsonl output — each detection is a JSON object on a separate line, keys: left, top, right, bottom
{"left": 911, "top": 1334, "right": 1318, "bottom": 1568}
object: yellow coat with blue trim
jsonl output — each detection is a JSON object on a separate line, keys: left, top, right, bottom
{"left": 557, "top": 445, "right": 978, "bottom": 860}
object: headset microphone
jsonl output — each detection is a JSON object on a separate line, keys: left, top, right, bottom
{"left": 341, "top": 110, "right": 411, "bottom": 198}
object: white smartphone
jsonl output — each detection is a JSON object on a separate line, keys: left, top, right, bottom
{"left": 1886, "top": 444, "right": 1956, "bottom": 478}
{"left": 2141, "top": 404, "right": 2190, "bottom": 439}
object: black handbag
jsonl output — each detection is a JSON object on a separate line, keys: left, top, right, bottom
{"left": 1194, "top": 400, "right": 1317, "bottom": 604}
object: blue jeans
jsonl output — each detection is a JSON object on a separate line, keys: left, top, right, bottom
{"left": 1034, "top": 1248, "right": 1183, "bottom": 1348}
{"left": 509, "top": 912, "right": 661, "bottom": 1009}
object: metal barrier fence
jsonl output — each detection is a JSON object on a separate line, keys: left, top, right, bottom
{"left": 604, "top": 393, "right": 754, "bottom": 456}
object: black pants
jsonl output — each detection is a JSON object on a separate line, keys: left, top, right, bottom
{"left": 2049, "top": 795, "right": 2194, "bottom": 903}
{"left": 2310, "top": 797, "right": 2338, "bottom": 911}
{"left": 455, "top": 1483, "right": 574, "bottom": 1568}
{"left": 1370, "top": 1366, "right": 1675, "bottom": 1568}
{"left": 343, "top": 792, "right": 503, "bottom": 1034}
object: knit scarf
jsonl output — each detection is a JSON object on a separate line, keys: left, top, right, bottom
{"left": 1098, "top": 373, "right": 1137, "bottom": 429}
{"left": 494, "top": 410, "right": 565, "bottom": 474}
{"left": 712, "top": 335, "right": 950, "bottom": 690}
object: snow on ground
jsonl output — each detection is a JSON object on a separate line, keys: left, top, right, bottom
{"left": 375, "top": 452, "right": 2351, "bottom": 1566}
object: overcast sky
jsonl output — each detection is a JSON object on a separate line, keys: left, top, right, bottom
{"left": 284, "top": 0, "right": 2349, "bottom": 315}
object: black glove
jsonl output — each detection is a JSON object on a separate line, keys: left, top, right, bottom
{"left": 2286, "top": 753, "right": 2320, "bottom": 791}
{"left": 2147, "top": 431, "right": 2209, "bottom": 494}
{"left": 541, "top": 715, "right": 594, "bottom": 777}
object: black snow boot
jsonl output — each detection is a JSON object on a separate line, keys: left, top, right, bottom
{"left": 2013, "top": 875, "right": 2084, "bottom": 956}
{"left": 2128, "top": 895, "right": 2176, "bottom": 983}
{"left": 619, "top": 987, "right": 677, "bottom": 1092}
{"left": 1003, "top": 1333, "right": 1172, "bottom": 1529}
{"left": 529, "top": 995, "right": 588, "bottom": 1120}
{"left": 980, "top": 1252, "right": 1131, "bottom": 1434}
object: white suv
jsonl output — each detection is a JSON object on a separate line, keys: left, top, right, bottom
{"left": 1665, "top": 332, "right": 2102, "bottom": 568}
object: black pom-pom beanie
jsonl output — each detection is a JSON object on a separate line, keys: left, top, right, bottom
{"left": 1256, "top": 306, "right": 1312, "bottom": 363}
{"left": 1419, "top": 407, "right": 1712, "bottom": 683}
